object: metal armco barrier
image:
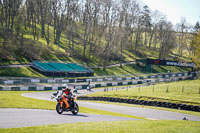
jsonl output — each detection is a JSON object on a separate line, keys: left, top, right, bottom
{"left": 0, "top": 71, "right": 198, "bottom": 85}
{"left": 0, "top": 74, "right": 197, "bottom": 90}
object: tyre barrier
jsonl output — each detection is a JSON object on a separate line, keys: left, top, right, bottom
{"left": 78, "top": 96, "right": 200, "bottom": 112}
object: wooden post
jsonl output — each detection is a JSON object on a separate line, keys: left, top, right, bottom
{"left": 182, "top": 86, "right": 184, "bottom": 93}
{"left": 152, "top": 85, "right": 154, "bottom": 92}
{"left": 198, "top": 86, "right": 200, "bottom": 94}
{"left": 166, "top": 85, "right": 169, "bottom": 93}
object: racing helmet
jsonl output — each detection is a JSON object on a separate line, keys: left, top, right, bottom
{"left": 62, "top": 84, "right": 69, "bottom": 91}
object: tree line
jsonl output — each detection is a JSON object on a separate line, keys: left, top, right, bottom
{"left": 0, "top": 0, "right": 199, "bottom": 70}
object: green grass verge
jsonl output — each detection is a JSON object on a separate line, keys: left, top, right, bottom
{"left": 94, "top": 64, "right": 146, "bottom": 76}
{"left": 94, "top": 64, "right": 190, "bottom": 76}
{"left": 0, "top": 120, "right": 199, "bottom": 133}
{"left": 0, "top": 67, "right": 45, "bottom": 77}
{"left": 87, "top": 80, "right": 200, "bottom": 106}
{"left": 0, "top": 91, "right": 56, "bottom": 110}
{"left": 0, "top": 91, "right": 144, "bottom": 120}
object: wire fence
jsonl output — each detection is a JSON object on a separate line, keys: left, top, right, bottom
{"left": 103, "top": 84, "right": 200, "bottom": 94}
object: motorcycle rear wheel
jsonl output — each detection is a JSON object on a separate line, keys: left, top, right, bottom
{"left": 56, "top": 103, "right": 64, "bottom": 114}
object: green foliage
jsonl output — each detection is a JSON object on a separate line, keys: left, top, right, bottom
{"left": 192, "top": 31, "right": 200, "bottom": 70}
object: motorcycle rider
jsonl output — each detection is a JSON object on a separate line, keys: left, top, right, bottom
{"left": 61, "top": 84, "right": 75, "bottom": 108}
{"left": 87, "top": 80, "right": 91, "bottom": 91}
{"left": 73, "top": 86, "right": 78, "bottom": 93}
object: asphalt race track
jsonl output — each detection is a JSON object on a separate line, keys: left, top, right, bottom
{"left": 22, "top": 90, "right": 200, "bottom": 121}
{"left": 0, "top": 108, "right": 135, "bottom": 128}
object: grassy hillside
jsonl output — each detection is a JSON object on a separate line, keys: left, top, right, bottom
{"left": 0, "top": 20, "right": 194, "bottom": 77}
{"left": 0, "top": 67, "right": 45, "bottom": 77}
{"left": 0, "top": 20, "right": 192, "bottom": 65}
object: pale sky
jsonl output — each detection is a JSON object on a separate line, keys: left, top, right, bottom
{"left": 141, "top": 0, "right": 200, "bottom": 25}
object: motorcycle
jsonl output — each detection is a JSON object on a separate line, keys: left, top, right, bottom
{"left": 87, "top": 85, "right": 92, "bottom": 91}
{"left": 73, "top": 86, "right": 78, "bottom": 93}
{"left": 51, "top": 91, "right": 79, "bottom": 115}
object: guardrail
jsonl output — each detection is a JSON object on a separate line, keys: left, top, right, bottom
{"left": 0, "top": 73, "right": 196, "bottom": 91}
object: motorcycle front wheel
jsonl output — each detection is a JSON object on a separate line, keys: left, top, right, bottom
{"left": 72, "top": 102, "right": 79, "bottom": 115}
{"left": 56, "top": 103, "right": 64, "bottom": 114}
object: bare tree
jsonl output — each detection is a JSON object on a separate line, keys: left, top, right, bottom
{"left": 148, "top": 10, "right": 165, "bottom": 49}
{"left": 44, "top": 0, "right": 54, "bottom": 47}
{"left": 141, "top": 5, "right": 151, "bottom": 47}
{"left": 82, "top": 0, "right": 93, "bottom": 59}
{"left": 67, "top": 0, "right": 79, "bottom": 57}
{"left": 134, "top": 12, "right": 142, "bottom": 51}
{"left": 35, "top": 0, "right": 49, "bottom": 38}
{"left": 0, "top": 0, "right": 22, "bottom": 49}
{"left": 25, "top": 0, "right": 38, "bottom": 40}
{"left": 52, "top": 0, "right": 68, "bottom": 45}
{"left": 175, "top": 17, "right": 188, "bottom": 57}
{"left": 118, "top": 0, "right": 132, "bottom": 67}
{"left": 158, "top": 20, "right": 176, "bottom": 59}
{"left": 101, "top": 0, "right": 120, "bottom": 70}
